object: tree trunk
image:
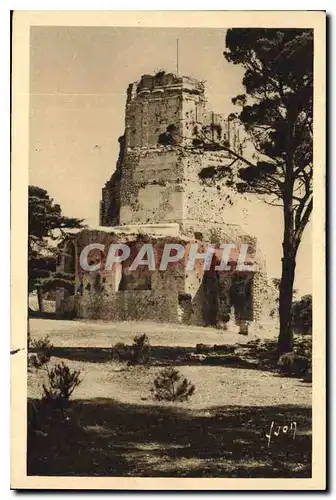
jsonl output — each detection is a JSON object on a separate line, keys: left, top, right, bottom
{"left": 37, "top": 286, "right": 44, "bottom": 314}
{"left": 278, "top": 248, "right": 296, "bottom": 354}
{"left": 278, "top": 181, "right": 297, "bottom": 355}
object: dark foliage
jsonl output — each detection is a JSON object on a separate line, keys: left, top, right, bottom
{"left": 111, "top": 335, "right": 151, "bottom": 365}
{"left": 151, "top": 367, "right": 195, "bottom": 402}
{"left": 28, "top": 185, "right": 83, "bottom": 315}
{"left": 277, "top": 352, "right": 310, "bottom": 376}
{"left": 131, "top": 334, "right": 151, "bottom": 365}
{"left": 28, "top": 336, "right": 53, "bottom": 371}
{"left": 42, "top": 362, "right": 81, "bottom": 408}
{"left": 292, "top": 294, "right": 312, "bottom": 334}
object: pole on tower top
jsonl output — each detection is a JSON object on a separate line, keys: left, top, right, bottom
{"left": 176, "top": 38, "right": 179, "bottom": 76}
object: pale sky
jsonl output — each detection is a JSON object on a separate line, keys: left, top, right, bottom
{"left": 29, "top": 26, "right": 312, "bottom": 295}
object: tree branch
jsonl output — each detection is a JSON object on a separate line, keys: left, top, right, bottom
{"left": 294, "top": 197, "right": 313, "bottom": 248}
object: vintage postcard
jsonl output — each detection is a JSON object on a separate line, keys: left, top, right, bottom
{"left": 11, "top": 10, "right": 326, "bottom": 490}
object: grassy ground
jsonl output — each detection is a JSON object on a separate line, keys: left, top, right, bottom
{"left": 27, "top": 318, "right": 312, "bottom": 478}
{"left": 29, "top": 318, "right": 278, "bottom": 347}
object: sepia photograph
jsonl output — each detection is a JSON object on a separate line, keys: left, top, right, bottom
{"left": 11, "top": 10, "right": 326, "bottom": 490}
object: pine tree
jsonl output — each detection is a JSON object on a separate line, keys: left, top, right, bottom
{"left": 194, "top": 29, "right": 313, "bottom": 354}
{"left": 28, "top": 185, "right": 84, "bottom": 316}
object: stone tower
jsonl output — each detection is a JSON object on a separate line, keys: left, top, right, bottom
{"left": 125, "top": 72, "right": 206, "bottom": 149}
{"left": 100, "top": 72, "right": 244, "bottom": 231}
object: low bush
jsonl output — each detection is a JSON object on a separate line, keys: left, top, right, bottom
{"left": 151, "top": 367, "right": 195, "bottom": 402}
{"left": 292, "top": 294, "right": 312, "bottom": 334}
{"left": 277, "top": 352, "right": 310, "bottom": 376}
{"left": 28, "top": 336, "right": 53, "bottom": 371}
{"left": 42, "top": 362, "right": 81, "bottom": 409}
{"left": 111, "top": 334, "right": 151, "bottom": 365}
{"left": 131, "top": 334, "right": 151, "bottom": 365}
{"left": 293, "top": 336, "right": 312, "bottom": 359}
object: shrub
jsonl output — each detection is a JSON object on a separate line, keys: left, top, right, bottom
{"left": 293, "top": 337, "right": 312, "bottom": 381}
{"left": 277, "top": 352, "right": 310, "bottom": 376}
{"left": 130, "top": 334, "right": 151, "bottom": 365}
{"left": 294, "top": 336, "right": 312, "bottom": 359}
{"left": 28, "top": 336, "right": 53, "bottom": 371}
{"left": 111, "top": 335, "right": 151, "bottom": 365}
{"left": 42, "top": 362, "right": 81, "bottom": 408}
{"left": 151, "top": 367, "right": 195, "bottom": 402}
{"left": 292, "top": 294, "right": 312, "bottom": 334}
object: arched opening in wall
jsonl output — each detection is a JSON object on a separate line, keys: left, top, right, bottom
{"left": 200, "top": 271, "right": 254, "bottom": 328}
{"left": 178, "top": 293, "right": 193, "bottom": 323}
{"left": 230, "top": 272, "right": 254, "bottom": 322}
{"left": 202, "top": 271, "right": 220, "bottom": 326}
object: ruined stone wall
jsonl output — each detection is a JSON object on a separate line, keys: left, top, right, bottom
{"left": 56, "top": 229, "right": 267, "bottom": 330}
{"left": 57, "top": 230, "right": 187, "bottom": 322}
{"left": 119, "top": 148, "right": 185, "bottom": 225}
{"left": 251, "top": 252, "right": 277, "bottom": 324}
{"left": 125, "top": 73, "right": 205, "bottom": 149}
{"left": 75, "top": 290, "right": 180, "bottom": 322}
{"left": 180, "top": 149, "right": 254, "bottom": 232}
{"left": 100, "top": 135, "right": 125, "bottom": 226}
{"left": 100, "top": 172, "right": 121, "bottom": 226}
{"left": 117, "top": 145, "right": 257, "bottom": 231}
{"left": 181, "top": 92, "right": 206, "bottom": 144}
{"left": 202, "top": 113, "right": 243, "bottom": 154}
